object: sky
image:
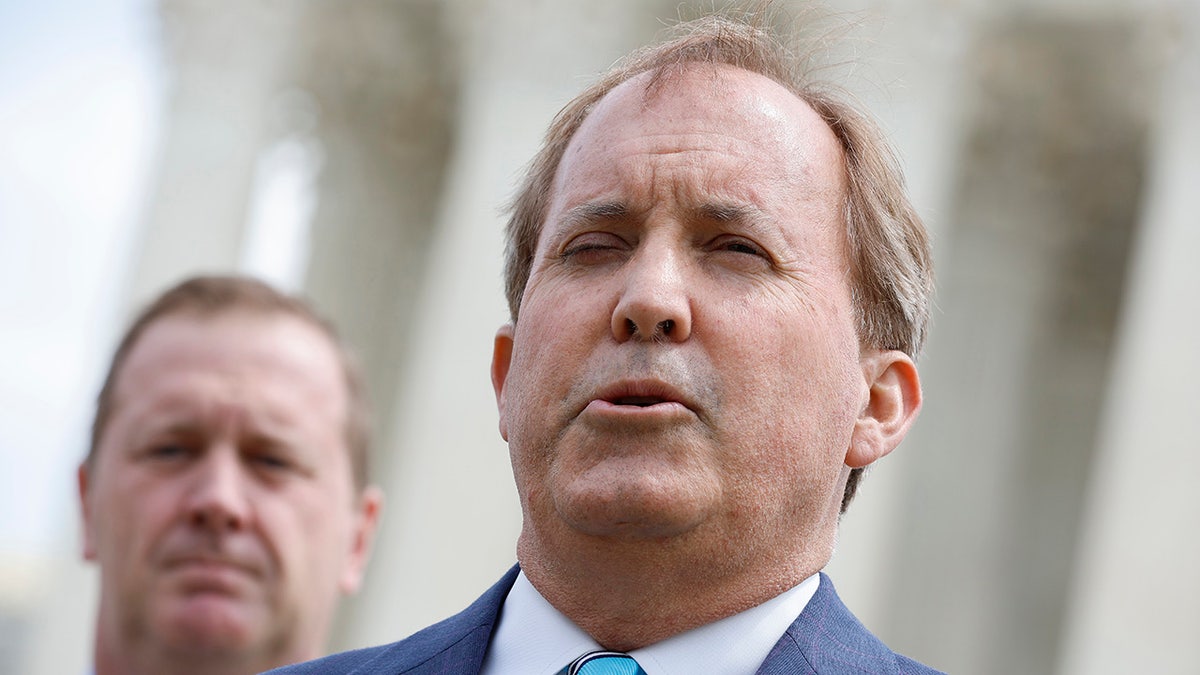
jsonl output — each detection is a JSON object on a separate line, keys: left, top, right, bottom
{"left": 0, "top": 0, "right": 161, "bottom": 559}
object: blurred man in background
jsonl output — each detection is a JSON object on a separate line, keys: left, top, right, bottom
{"left": 78, "top": 275, "right": 382, "bottom": 675}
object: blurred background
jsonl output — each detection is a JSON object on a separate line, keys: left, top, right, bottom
{"left": 1, "top": 0, "right": 1197, "bottom": 673}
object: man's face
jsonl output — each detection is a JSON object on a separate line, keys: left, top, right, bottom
{"left": 493, "top": 65, "right": 916, "bottom": 576}
{"left": 81, "top": 312, "right": 378, "bottom": 665}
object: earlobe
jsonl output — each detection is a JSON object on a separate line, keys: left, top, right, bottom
{"left": 491, "top": 324, "right": 515, "bottom": 442}
{"left": 847, "top": 350, "right": 922, "bottom": 468}
{"left": 78, "top": 463, "right": 97, "bottom": 561}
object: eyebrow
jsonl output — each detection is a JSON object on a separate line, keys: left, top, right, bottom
{"left": 560, "top": 201, "right": 631, "bottom": 228}
{"left": 555, "top": 199, "right": 778, "bottom": 246}
{"left": 698, "top": 202, "right": 766, "bottom": 225}
{"left": 696, "top": 202, "right": 781, "bottom": 245}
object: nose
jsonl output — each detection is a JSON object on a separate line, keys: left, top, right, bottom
{"left": 184, "top": 447, "right": 250, "bottom": 533}
{"left": 611, "top": 245, "right": 692, "bottom": 343}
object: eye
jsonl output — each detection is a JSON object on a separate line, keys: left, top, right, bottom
{"left": 243, "top": 437, "right": 302, "bottom": 477}
{"left": 560, "top": 232, "right": 628, "bottom": 262}
{"left": 722, "top": 240, "right": 762, "bottom": 255}
{"left": 250, "top": 452, "right": 291, "bottom": 471}
{"left": 710, "top": 235, "right": 769, "bottom": 260}
{"left": 145, "top": 443, "right": 192, "bottom": 461}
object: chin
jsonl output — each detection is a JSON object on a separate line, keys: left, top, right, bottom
{"left": 159, "top": 598, "right": 261, "bottom": 652}
{"left": 554, "top": 470, "right": 719, "bottom": 541}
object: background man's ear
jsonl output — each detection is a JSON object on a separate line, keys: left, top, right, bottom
{"left": 78, "top": 464, "right": 98, "bottom": 561}
{"left": 491, "top": 324, "right": 515, "bottom": 442}
{"left": 339, "top": 485, "right": 384, "bottom": 594}
{"left": 847, "top": 350, "right": 922, "bottom": 468}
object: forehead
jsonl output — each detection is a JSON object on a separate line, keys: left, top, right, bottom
{"left": 110, "top": 311, "right": 349, "bottom": 431}
{"left": 550, "top": 63, "right": 845, "bottom": 212}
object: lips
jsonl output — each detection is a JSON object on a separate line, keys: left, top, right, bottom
{"left": 593, "top": 379, "right": 694, "bottom": 411}
{"left": 612, "top": 396, "right": 665, "bottom": 407}
{"left": 159, "top": 547, "right": 265, "bottom": 581}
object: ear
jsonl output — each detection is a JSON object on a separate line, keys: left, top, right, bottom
{"left": 847, "top": 350, "right": 922, "bottom": 469}
{"left": 491, "top": 324, "right": 515, "bottom": 442}
{"left": 339, "top": 485, "right": 383, "bottom": 594}
{"left": 78, "top": 463, "right": 98, "bottom": 562}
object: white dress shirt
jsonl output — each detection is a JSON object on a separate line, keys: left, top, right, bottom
{"left": 480, "top": 570, "right": 820, "bottom": 675}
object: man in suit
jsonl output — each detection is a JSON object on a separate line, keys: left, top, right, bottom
{"left": 79, "top": 275, "right": 383, "bottom": 675}
{"left": 273, "top": 10, "right": 940, "bottom": 674}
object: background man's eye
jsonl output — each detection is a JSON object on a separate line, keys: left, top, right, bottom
{"left": 145, "top": 443, "right": 191, "bottom": 461}
{"left": 253, "top": 454, "right": 290, "bottom": 470}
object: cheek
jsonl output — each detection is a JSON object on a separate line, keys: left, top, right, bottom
{"left": 263, "top": 486, "right": 326, "bottom": 540}
{"left": 271, "top": 482, "right": 355, "bottom": 554}
{"left": 95, "top": 475, "right": 177, "bottom": 554}
{"left": 506, "top": 305, "right": 589, "bottom": 413}
{"left": 713, "top": 313, "right": 861, "bottom": 459}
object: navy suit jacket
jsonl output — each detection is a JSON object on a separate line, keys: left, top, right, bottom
{"left": 267, "top": 566, "right": 944, "bottom": 674}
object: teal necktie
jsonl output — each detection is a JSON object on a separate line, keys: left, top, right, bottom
{"left": 559, "top": 650, "right": 649, "bottom": 675}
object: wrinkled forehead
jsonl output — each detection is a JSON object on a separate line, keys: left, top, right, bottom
{"left": 544, "top": 63, "right": 847, "bottom": 236}
{"left": 554, "top": 63, "right": 845, "bottom": 200}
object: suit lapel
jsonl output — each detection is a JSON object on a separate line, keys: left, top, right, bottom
{"left": 349, "top": 566, "right": 519, "bottom": 675}
{"left": 755, "top": 573, "right": 899, "bottom": 675}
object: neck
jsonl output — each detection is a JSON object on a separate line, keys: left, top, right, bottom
{"left": 92, "top": 621, "right": 308, "bottom": 675}
{"left": 95, "top": 644, "right": 260, "bottom": 675}
{"left": 517, "top": 525, "right": 834, "bottom": 651}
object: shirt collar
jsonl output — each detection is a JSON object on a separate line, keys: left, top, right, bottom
{"left": 480, "top": 569, "right": 820, "bottom": 675}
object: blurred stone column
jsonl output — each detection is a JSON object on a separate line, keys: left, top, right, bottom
{"left": 877, "top": 8, "right": 1162, "bottom": 674}
{"left": 276, "top": 0, "right": 464, "bottom": 650}
{"left": 124, "top": 0, "right": 305, "bottom": 303}
{"left": 823, "top": 0, "right": 972, "bottom": 646}
{"left": 295, "top": 0, "right": 458, "bottom": 493}
{"left": 1058, "top": 5, "right": 1200, "bottom": 674}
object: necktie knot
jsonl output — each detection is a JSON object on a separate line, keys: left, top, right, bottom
{"left": 561, "top": 650, "right": 648, "bottom": 675}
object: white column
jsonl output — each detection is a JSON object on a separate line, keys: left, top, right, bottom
{"left": 1058, "top": 5, "right": 1200, "bottom": 674}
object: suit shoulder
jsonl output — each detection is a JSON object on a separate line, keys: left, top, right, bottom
{"left": 772, "top": 573, "right": 946, "bottom": 675}
{"left": 263, "top": 618, "right": 496, "bottom": 675}
{"left": 896, "top": 653, "right": 947, "bottom": 675}
{"left": 265, "top": 566, "right": 520, "bottom": 674}
{"left": 264, "top": 642, "right": 396, "bottom": 674}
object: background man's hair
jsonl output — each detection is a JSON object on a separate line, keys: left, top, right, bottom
{"left": 87, "top": 274, "right": 372, "bottom": 490}
{"left": 502, "top": 10, "right": 934, "bottom": 512}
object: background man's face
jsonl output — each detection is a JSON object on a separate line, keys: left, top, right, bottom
{"left": 81, "top": 311, "right": 376, "bottom": 663}
{"left": 493, "top": 65, "right": 872, "bottom": 573}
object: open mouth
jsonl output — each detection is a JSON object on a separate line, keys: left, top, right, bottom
{"left": 585, "top": 379, "right": 696, "bottom": 420}
{"left": 611, "top": 396, "right": 667, "bottom": 407}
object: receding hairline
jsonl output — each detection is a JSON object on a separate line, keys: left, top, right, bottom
{"left": 572, "top": 59, "right": 847, "bottom": 159}
{"left": 85, "top": 276, "right": 374, "bottom": 491}
{"left": 93, "top": 307, "right": 350, "bottom": 444}
{"left": 98, "top": 308, "right": 355, "bottom": 454}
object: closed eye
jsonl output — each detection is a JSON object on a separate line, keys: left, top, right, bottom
{"left": 560, "top": 231, "right": 629, "bottom": 262}
{"left": 146, "top": 443, "right": 191, "bottom": 460}
{"left": 710, "top": 235, "right": 770, "bottom": 260}
{"left": 243, "top": 437, "right": 298, "bottom": 475}
{"left": 250, "top": 453, "right": 291, "bottom": 470}
{"left": 721, "top": 240, "right": 762, "bottom": 255}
